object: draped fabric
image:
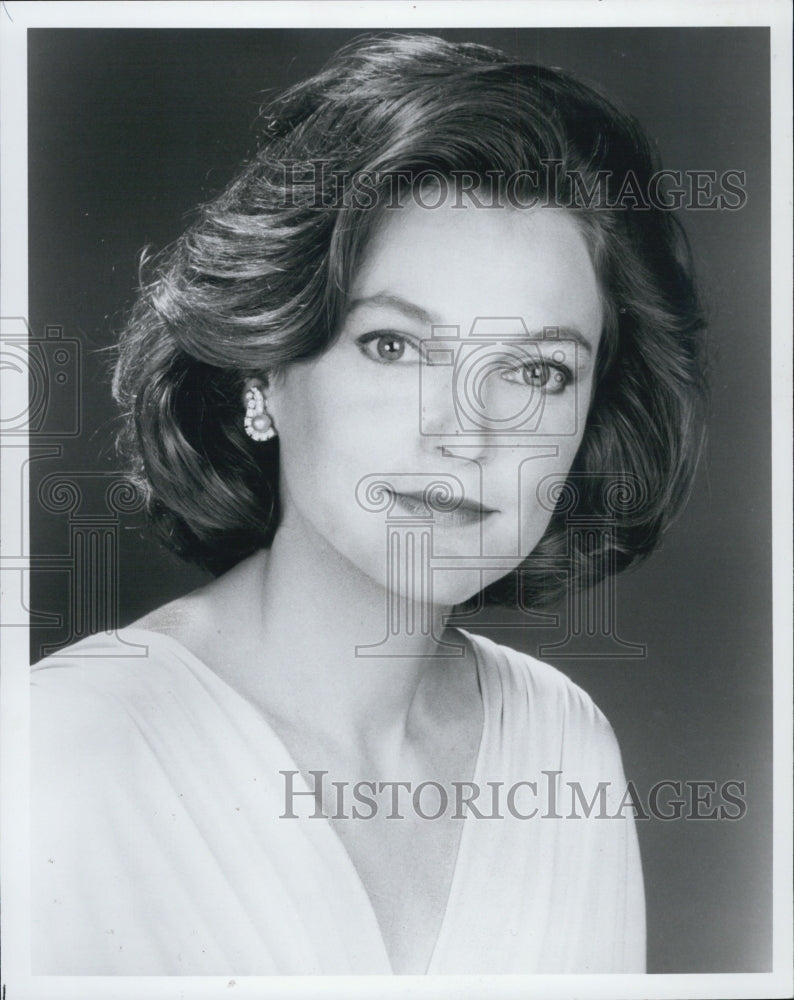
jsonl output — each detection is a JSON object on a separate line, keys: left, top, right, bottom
{"left": 31, "top": 627, "right": 645, "bottom": 974}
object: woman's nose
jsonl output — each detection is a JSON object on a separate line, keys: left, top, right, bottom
{"left": 419, "top": 362, "right": 496, "bottom": 461}
{"left": 419, "top": 360, "right": 475, "bottom": 437}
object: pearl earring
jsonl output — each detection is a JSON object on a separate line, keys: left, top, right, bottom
{"left": 243, "top": 384, "right": 277, "bottom": 442}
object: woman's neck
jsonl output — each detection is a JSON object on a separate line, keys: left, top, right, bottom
{"left": 185, "top": 513, "right": 472, "bottom": 769}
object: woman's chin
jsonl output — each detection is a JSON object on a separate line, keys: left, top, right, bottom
{"left": 427, "top": 568, "right": 491, "bottom": 609}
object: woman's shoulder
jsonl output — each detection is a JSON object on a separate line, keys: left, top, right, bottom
{"left": 31, "top": 627, "right": 210, "bottom": 760}
{"left": 463, "top": 629, "right": 622, "bottom": 765}
{"left": 125, "top": 554, "right": 263, "bottom": 673}
{"left": 31, "top": 577, "right": 221, "bottom": 696}
{"left": 464, "top": 628, "right": 603, "bottom": 707}
{"left": 32, "top": 627, "right": 196, "bottom": 691}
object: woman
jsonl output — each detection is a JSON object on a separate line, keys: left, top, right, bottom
{"left": 31, "top": 34, "right": 705, "bottom": 975}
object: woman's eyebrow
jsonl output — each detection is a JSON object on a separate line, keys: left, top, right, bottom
{"left": 532, "top": 326, "right": 594, "bottom": 355}
{"left": 345, "top": 292, "right": 441, "bottom": 326}
{"left": 346, "top": 293, "right": 594, "bottom": 354}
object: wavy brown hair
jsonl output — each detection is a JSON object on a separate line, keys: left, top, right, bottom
{"left": 112, "top": 33, "right": 707, "bottom": 607}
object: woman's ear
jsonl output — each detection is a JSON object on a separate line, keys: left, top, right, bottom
{"left": 242, "top": 376, "right": 266, "bottom": 403}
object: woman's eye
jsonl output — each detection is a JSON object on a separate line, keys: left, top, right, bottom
{"left": 356, "top": 331, "right": 419, "bottom": 364}
{"left": 501, "top": 360, "right": 571, "bottom": 393}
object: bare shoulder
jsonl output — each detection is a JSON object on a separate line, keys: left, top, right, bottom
{"left": 132, "top": 590, "right": 208, "bottom": 636}
{"left": 129, "top": 551, "right": 265, "bottom": 672}
{"left": 130, "top": 587, "right": 222, "bottom": 675}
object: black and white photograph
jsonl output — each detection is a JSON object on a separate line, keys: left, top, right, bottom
{"left": 1, "top": 2, "right": 791, "bottom": 998}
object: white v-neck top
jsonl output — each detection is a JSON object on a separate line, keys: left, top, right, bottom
{"left": 31, "top": 627, "right": 645, "bottom": 975}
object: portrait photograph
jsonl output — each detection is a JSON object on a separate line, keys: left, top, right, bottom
{"left": 0, "top": 3, "right": 791, "bottom": 999}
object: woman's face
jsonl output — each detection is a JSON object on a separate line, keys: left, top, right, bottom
{"left": 265, "top": 195, "right": 603, "bottom": 606}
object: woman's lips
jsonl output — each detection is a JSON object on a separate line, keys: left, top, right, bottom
{"left": 391, "top": 490, "right": 497, "bottom": 525}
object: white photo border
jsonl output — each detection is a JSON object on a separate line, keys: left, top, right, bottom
{"left": 1, "top": 2, "right": 791, "bottom": 999}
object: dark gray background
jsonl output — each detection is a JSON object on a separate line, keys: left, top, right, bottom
{"left": 28, "top": 27, "right": 771, "bottom": 973}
